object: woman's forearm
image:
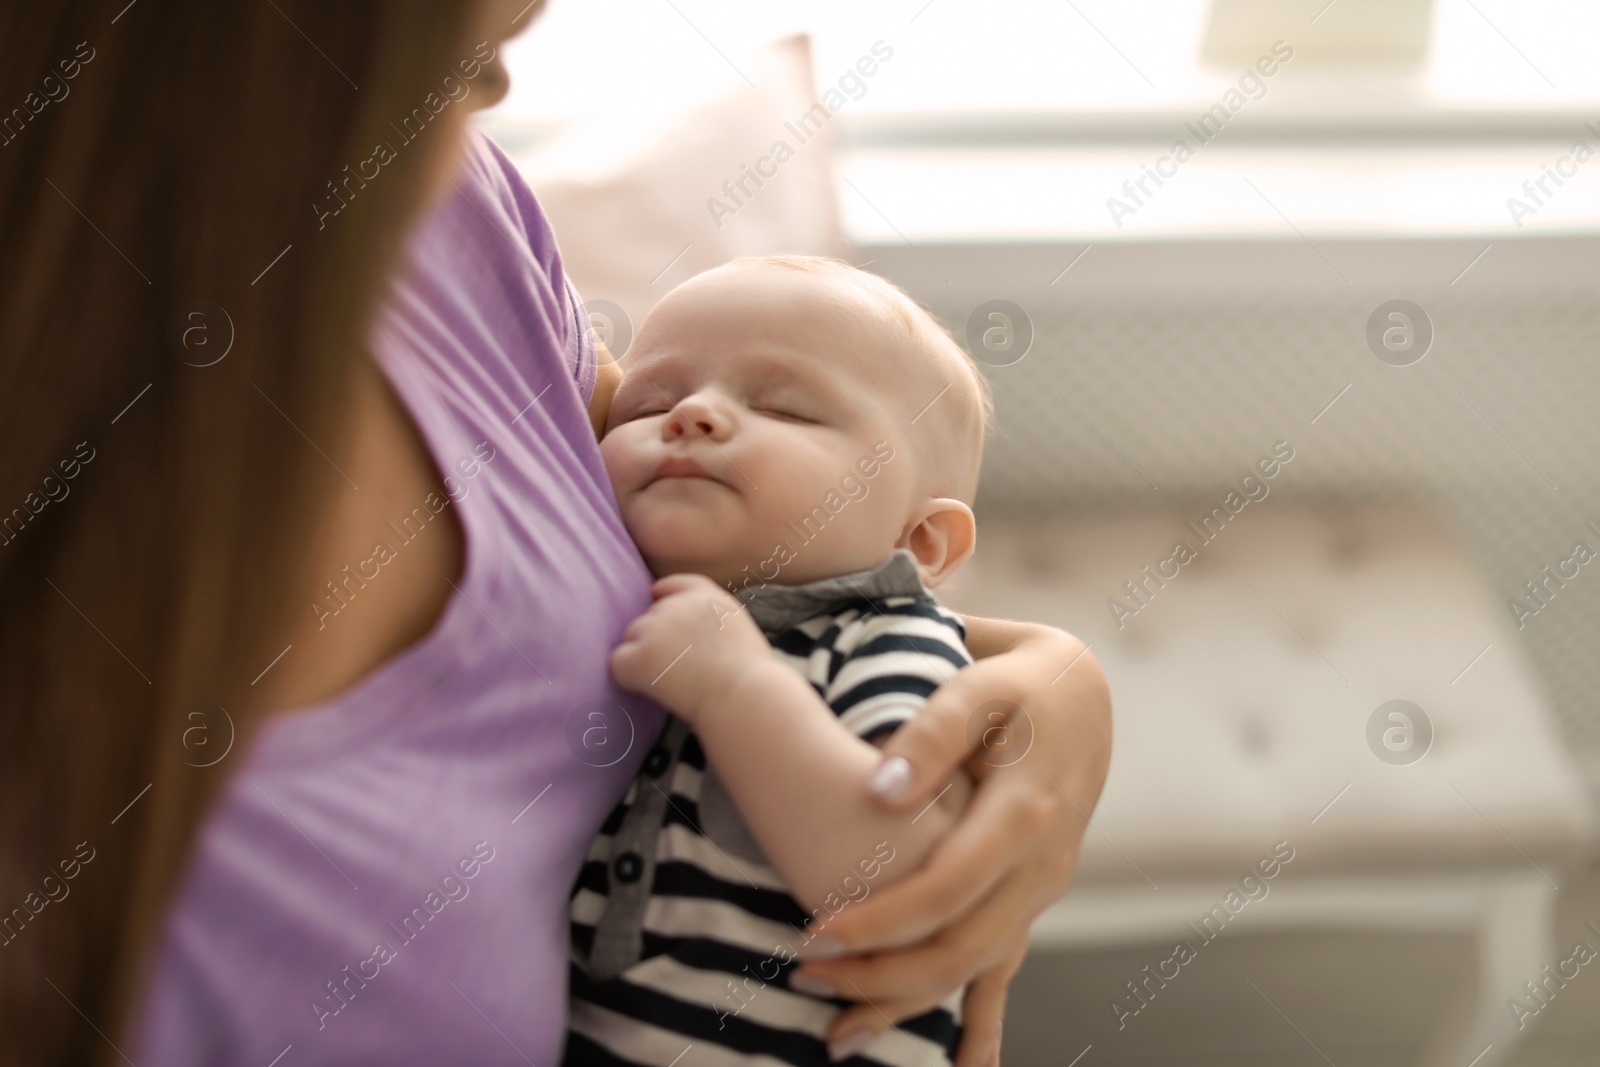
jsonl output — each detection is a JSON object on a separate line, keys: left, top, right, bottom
{"left": 959, "top": 611, "right": 1069, "bottom": 662}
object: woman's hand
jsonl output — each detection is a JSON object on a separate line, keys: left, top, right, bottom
{"left": 793, "top": 617, "right": 1111, "bottom": 1065}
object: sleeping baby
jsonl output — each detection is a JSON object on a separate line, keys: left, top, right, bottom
{"left": 566, "top": 255, "right": 992, "bottom": 1067}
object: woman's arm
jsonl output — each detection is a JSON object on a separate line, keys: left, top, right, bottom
{"left": 792, "top": 615, "right": 1111, "bottom": 1067}
{"left": 959, "top": 612, "right": 1048, "bottom": 662}
{"left": 588, "top": 341, "right": 622, "bottom": 438}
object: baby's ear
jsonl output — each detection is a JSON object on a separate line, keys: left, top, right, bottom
{"left": 898, "top": 499, "right": 976, "bottom": 588}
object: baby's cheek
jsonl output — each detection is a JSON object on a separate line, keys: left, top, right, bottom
{"left": 598, "top": 433, "right": 640, "bottom": 491}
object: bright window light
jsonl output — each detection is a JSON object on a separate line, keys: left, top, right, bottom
{"left": 494, "top": 0, "right": 1600, "bottom": 125}
{"left": 486, "top": 0, "right": 1600, "bottom": 239}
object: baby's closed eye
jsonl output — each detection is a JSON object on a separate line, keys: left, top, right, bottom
{"left": 752, "top": 404, "right": 820, "bottom": 424}
{"left": 747, "top": 386, "right": 825, "bottom": 423}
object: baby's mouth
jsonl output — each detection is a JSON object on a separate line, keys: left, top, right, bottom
{"left": 647, "top": 455, "right": 729, "bottom": 489}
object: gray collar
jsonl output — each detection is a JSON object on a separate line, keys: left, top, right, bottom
{"left": 732, "top": 549, "right": 934, "bottom": 633}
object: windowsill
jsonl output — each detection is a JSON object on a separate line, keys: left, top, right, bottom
{"left": 839, "top": 142, "right": 1600, "bottom": 241}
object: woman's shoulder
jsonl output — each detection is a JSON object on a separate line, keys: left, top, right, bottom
{"left": 377, "top": 129, "right": 595, "bottom": 408}
{"left": 452, "top": 128, "right": 563, "bottom": 272}
{"left": 401, "top": 128, "right": 564, "bottom": 311}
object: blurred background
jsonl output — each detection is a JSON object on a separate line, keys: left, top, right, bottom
{"left": 479, "top": 2, "right": 1600, "bottom": 1063}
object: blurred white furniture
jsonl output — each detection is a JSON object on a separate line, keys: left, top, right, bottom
{"left": 945, "top": 505, "right": 1597, "bottom": 1067}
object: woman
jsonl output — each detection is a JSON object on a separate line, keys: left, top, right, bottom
{"left": 0, "top": 2, "right": 1110, "bottom": 1064}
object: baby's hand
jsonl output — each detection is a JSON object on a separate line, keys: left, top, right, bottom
{"left": 610, "top": 573, "right": 770, "bottom": 725}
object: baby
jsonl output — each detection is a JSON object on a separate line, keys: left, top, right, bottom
{"left": 566, "top": 256, "right": 992, "bottom": 1067}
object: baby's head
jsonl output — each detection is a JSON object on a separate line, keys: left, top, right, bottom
{"left": 600, "top": 255, "right": 990, "bottom": 591}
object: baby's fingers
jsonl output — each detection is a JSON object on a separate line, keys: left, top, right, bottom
{"left": 651, "top": 572, "right": 716, "bottom": 600}
{"left": 609, "top": 637, "right": 661, "bottom": 694}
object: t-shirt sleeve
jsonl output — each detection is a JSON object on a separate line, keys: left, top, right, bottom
{"left": 822, "top": 600, "right": 972, "bottom": 742}
{"left": 563, "top": 274, "right": 598, "bottom": 406}
{"left": 467, "top": 130, "right": 597, "bottom": 404}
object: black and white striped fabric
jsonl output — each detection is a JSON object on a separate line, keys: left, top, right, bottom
{"left": 565, "top": 552, "right": 971, "bottom": 1067}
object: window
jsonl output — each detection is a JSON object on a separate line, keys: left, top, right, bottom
{"left": 487, "top": 0, "right": 1600, "bottom": 238}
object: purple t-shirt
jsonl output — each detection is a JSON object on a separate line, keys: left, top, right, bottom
{"left": 134, "top": 131, "right": 661, "bottom": 1065}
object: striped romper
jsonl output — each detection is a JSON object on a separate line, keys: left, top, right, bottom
{"left": 566, "top": 551, "right": 971, "bottom": 1067}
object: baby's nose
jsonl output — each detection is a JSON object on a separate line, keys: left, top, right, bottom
{"left": 666, "top": 396, "right": 728, "bottom": 440}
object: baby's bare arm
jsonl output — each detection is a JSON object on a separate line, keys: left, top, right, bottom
{"left": 695, "top": 657, "right": 970, "bottom": 913}
{"left": 608, "top": 573, "right": 967, "bottom": 914}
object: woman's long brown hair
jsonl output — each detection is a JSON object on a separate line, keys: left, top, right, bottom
{"left": 0, "top": 3, "right": 481, "bottom": 1060}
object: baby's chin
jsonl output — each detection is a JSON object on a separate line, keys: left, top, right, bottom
{"left": 624, "top": 503, "right": 762, "bottom": 584}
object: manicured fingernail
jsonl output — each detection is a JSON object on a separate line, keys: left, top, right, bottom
{"left": 828, "top": 1030, "right": 874, "bottom": 1062}
{"left": 868, "top": 756, "right": 912, "bottom": 802}
{"left": 787, "top": 971, "right": 838, "bottom": 998}
{"left": 797, "top": 934, "right": 847, "bottom": 959}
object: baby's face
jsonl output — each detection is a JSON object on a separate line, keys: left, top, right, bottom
{"left": 600, "top": 267, "right": 927, "bottom": 587}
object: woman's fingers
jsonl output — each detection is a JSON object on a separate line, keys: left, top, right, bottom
{"left": 816, "top": 920, "right": 1032, "bottom": 1060}
{"left": 953, "top": 936, "right": 1028, "bottom": 1067}
{"left": 799, "top": 861, "right": 1040, "bottom": 1003}
{"left": 871, "top": 660, "right": 1020, "bottom": 810}
{"left": 951, "top": 965, "right": 1007, "bottom": 1067}
{"left": 809, "top": 622, "right": 1104, "bottom": 1058}
{"left": 822, "top": 991, "right": 949, "bottom": 1061}
{"left": 809, "top": 824, "right": 1004, "bottom": 954}
{"left": 810, "top": 774, "right": 1056, "bottom": 954}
